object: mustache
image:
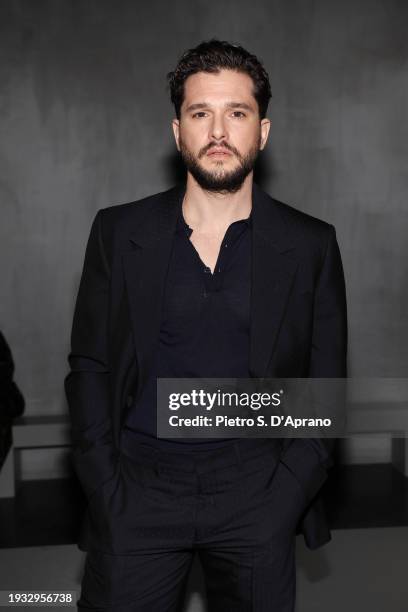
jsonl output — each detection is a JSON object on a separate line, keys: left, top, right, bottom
{"left": 199, "top": 142, "right": 241, "bottom": 158}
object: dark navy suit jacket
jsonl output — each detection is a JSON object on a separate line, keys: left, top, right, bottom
{"left": 65, "top": 181, "right": 347, "bottom": 552}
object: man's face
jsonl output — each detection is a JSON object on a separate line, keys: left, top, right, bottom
{"left": 172, "top": 69, "right": 270, "bottom": 193}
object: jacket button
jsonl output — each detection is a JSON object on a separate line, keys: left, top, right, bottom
{"left": 126, "top": 394, "right": 133, "bottom": 408}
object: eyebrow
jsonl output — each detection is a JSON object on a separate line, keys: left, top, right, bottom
{"left": 185, "top": 101, "right": 255, "bottom": 113}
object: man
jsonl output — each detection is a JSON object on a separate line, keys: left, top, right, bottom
{"left": 65, "top": 39, "right": 347, "bottom": 611}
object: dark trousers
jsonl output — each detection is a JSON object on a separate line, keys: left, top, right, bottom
{"left": 78, "top": 438, "right": 306, "bottom": 611}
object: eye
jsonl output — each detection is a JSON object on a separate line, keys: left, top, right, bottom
{"left": 232, "top": 111, "right": 246, "bottom": 118}
{"left": 192, "top": 112, "right": 208, "bottom": 118}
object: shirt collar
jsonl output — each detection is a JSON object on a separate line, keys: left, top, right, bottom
{"left": 176, "top": 208, "right": 252, "bottom": 236}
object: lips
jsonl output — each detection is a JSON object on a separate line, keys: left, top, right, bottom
{"left": 207, "top": 148, "right": 232, "bottom": 156}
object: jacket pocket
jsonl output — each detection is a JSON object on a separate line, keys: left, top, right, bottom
{"left": 279, "top": 440, "right": 328, "bottom": 504}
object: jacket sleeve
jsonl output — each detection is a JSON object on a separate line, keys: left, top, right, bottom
{"left": 279, "top": 224, "right": 348, "bottom": 503}
{"left": 64, "top": 210, "right": 118, "bottom": 500}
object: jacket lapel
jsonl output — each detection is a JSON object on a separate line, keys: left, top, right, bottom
{"left": 249, "top": 183, "right": 298, "bottom": 376}
{"left": 122, "top": 181, "right": 299, "bottom": 394}
{"left": 122, "top": 184, "right": 186, "bottom": 399}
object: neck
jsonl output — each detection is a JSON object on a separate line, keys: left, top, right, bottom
{"left": 182, "top": 172, "right": 253, "bottom": 234}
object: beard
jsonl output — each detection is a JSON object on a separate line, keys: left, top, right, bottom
{"left": 179, "top": 135, "right": 261, "bottom": 194}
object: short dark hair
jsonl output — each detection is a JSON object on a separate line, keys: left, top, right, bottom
{"left": 167, "top": 39, "right": 272, "bottom": 120}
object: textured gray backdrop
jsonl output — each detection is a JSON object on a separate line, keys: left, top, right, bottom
{"left": 1, "top": 0, "right": 407, "bottom": 419}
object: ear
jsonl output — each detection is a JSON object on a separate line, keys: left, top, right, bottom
{"left": 172, "top": 119, "right": 181, "bottom": 151}
{"left": 259, "top": 118, "right": 271, "bottom": 150}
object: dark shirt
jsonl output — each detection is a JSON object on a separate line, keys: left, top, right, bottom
{"left": 123, "top": 206, "right": 252, "bottom": 449}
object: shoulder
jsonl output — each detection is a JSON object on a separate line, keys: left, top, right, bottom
{"left": 259, "top": 188, "right": 337, "bottom": 259}
{"left": 93, "top": 185, "right": 178, "bottom": 247}
{"left": 99, "top": 186, "right": 174, "bottom": 225}
{"left": 253, "top": 184, "right": 339, "bottom": 268}
{"left": 272, "top": 196, "right": 334, "bottom": 240}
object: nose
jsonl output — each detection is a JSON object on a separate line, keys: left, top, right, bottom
{"left": 210, "top": 113, "right": 227, "bottom": 141}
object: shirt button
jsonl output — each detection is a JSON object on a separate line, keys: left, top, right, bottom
{"left": 224, "top": 243, "right": 228, "bottom": 248}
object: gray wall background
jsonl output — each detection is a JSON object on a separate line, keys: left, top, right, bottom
{"left": 1, "top": 0, "right": 407, "bottom": 421}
